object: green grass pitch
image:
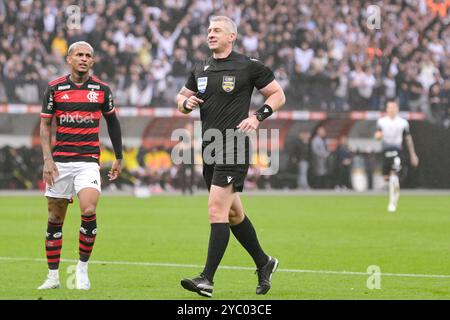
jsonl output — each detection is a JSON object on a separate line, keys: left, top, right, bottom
{"left": 1, "top": 194, "right": 450, "bottom": 300}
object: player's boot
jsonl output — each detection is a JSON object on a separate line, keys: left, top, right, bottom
{"left": 37, "top": 271, "right": 60, "bottom": 290}
{"left": 181, "top": 274, "right": 214, "bottom": 297}
{"left": 388, "top": 203, "right": 397, "bottom": 212}
{"left": 75, "top": 261, "right": 91, "bottom": 290}
{"left": 256, "top": 256, "right": 279, "bottom": 295}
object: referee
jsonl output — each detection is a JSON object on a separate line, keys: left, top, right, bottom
{"left": 176, "top": 16, "right": 286, "bottom": 297}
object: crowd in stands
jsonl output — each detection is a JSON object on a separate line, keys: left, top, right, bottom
{"left": 1, "top": 0, "right": 450, "bottom": 123}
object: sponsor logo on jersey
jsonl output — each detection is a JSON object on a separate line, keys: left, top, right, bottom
{"left": 87, "top": 91, "right": 99, "bottom": 102}
{"left": 57, "top": 84, "right": 71, "bottom": 90}
{"left": 60, "top": 113, "right": 95, "bottom": 124}
{"left": 222, "top": 76, "right": 235, "bottom": 92}
{"left": 88, "top": 84, "right": 100, "bottom": 90}
{"left": 61, "top": 94, "right": 70, "bottom": 100}
{"left": 197, "top": 77, "right": 208, "bottom": 93}
{"left": 204, "top": 65, "right": 210, "bottom": 71}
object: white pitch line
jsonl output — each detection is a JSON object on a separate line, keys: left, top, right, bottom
{"left": 1, "top": 256, "right": 450, "bottom": 279}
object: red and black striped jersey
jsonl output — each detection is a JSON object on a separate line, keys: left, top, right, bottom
{"left": 40, "top": 75, "right": 115, "bottom": 163}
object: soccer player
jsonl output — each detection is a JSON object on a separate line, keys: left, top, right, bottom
{"left": 38, "top": 41, "right": 123, "bottom": 290}
{"left": 176, "top": 16, "right": 286, "bottom": 297}
{"left": 375, "top": 100, "right": 419, "bottom": 212}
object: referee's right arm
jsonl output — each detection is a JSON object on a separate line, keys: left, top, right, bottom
{"left": 176, "top": 87, "right": 204, "bottom": 114}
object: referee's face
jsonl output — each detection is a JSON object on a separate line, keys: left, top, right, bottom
{"left": 67, "top": 45, "right": 94, "bottom": 74}
{"left": 207, "top": 21, "right": 235, "bottom": 53}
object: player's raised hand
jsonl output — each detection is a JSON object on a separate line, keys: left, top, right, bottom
{"left": 184, "top": 96, "right": 204, "bottom": 110}
{"left": 108, "top": 159, "right": 123, "bottom": 181}
{"left": 43, "top": 159, "right": 59, "bottom": 186}
{"left": 237, "top": 115, "right": 260, "bottom": 133}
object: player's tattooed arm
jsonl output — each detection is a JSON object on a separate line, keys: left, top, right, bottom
{"left": 176, "top": 87, "right": 203, "bottom": 114}
{"left": 40, "top": 117, "right": 59, "bottom": 186}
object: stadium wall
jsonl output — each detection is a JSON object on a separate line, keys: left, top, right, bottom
{"left": 2, "top": 107, "right": 448, "bottom": 190}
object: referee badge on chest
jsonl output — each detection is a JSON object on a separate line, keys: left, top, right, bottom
{"left": 197, "top": 77, "right": 208, "bottom": 93}
{"left": 222, "top": 76, "right": 235, "bottom": 92}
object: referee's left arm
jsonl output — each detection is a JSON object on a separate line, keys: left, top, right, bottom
{"left": 237, "top": 80, "right": 285, "bottom": 133}
{"left": 258, "top": 80, "right": 286, "bottom": 113}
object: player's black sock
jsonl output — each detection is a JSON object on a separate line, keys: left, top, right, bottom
{"left": 45, "top": 221, "right": 63, "bottom": 270}
{"left": 79, "top": 214, "right": 97, "bottom": 262}
{"left": 231, "top": 215, "right": 269, "bottom": 269}
{"left": 201, "top": 223, "right": 230, "bottom": 282}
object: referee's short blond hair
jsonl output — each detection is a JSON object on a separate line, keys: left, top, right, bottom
{"left": 209, "top": 16, "right": 238, "bottom": 38}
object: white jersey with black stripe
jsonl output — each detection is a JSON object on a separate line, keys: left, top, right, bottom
{"left": 376, "top": 116, "right": 410, "bottom": 151}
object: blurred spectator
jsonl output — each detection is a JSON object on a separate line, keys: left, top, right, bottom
{"left": 289, "top": 131, "right": 311, "bottom": 190}
{"left": 349, "top": 64, "right": 376, "bottom": 110}
{"left": 51, "top": 30, "right": 68, "bottom": 57}
{"left": 334, "top": 136, "right": 353, "bottom": 190}
{"left": 334, "top": 63, "right": 349, "bottom": 111}
{"left": 407, "top": 70, "right": 425, "bottom": 112}
{"left": 310, "top": 126, "right": 330, "bottom": 189}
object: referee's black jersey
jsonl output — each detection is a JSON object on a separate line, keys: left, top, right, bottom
{"left": 184, "top": 51, "right": 275, "bottom": 135}
{"left": 40, "top": 75, "right": 115, "bottom": 163}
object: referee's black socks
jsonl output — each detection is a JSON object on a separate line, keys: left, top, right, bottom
{"left": 231, "top": 215, "right": 269, "bottom": 269}
{"left": 202, "top": 223, "right": 230, "bottom": 282}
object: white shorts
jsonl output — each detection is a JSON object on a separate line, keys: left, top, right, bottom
{"left": 45, "top": 162, "right": 101, "bottom": 199}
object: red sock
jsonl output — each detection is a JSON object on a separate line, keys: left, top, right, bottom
{"left": 45, "top": 221, "right": 63, "bottom": 270}
{"left": 79, "top": 214, "right": 97, "bottom": 262}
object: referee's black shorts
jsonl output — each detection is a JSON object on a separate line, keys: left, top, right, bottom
{"left": 203, "top": 163, "right": 249, "bottom": 192}
{"left": 201, "top": 130, "right": 251, "bottom": 192}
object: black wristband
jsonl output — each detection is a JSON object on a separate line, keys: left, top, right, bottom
{"left": 182, "top": 99, "right": 193, "bottom": 113}
{"left": 254, "top": 104, "right": 273, "bottom": 122}
{"left": 115, "top": 153, "right": 123, "bottom": 160}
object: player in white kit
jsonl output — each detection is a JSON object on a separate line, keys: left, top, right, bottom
{"left": 375, "top": 100, "right": 419, "bottom": 212}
